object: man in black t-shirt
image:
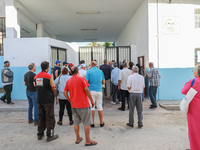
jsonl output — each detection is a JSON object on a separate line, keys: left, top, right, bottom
{"left": 24, "top": 63, "right": 39, "bottom": 126}
{"left": 53, "top": 60, "right": 61, "bottom": 80}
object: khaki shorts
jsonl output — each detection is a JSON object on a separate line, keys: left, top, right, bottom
{"left": 90, "top": 91, "right": 103, "bottom": 111}
{"left": 72, "top": 107, "right": 92, "bottom": 127}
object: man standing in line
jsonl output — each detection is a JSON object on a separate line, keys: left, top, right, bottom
{"left": 53, "top": 60, "right": 61, "bottom": 80}
{"left": 24, "top": 63, "right": 38, "bottom": 125}
{"left": 127, "top": 66, "right": 145, "bottom": 128}
{"left": 79, "top": 64, "right": 87, "bottom": 77}
{"left": 34, "top": 61, "right": 58, "bottom": 142}
{"left": 118, "top": 63, "right": 132, "bottom": 111}
{"left": 0, "top": 61, "right": 14, "bottom": 104}
{"left": 146, "top": 62, "right": 161, "bottom": 109}
{"left": 100, "top": 59, "right": 111, "bottom": 100}
{"left": 86, "top": 61, "right": 105, "bottom": 128}
{"left": 111, "top": 62, "right": 121, "bottom": 104}
{"left": 64, "top": 66, "right": 97, "bottom": 146}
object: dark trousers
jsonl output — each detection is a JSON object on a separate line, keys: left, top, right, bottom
{"left": 121, "top": 90, "right": 130, "bottom": 110}
{"left": 1, "top": 84, "right": 12, "bottom": 103}
{"left": 38, "top": 103, "right": 55, "bottom": 137}
{"left": 112, "top": 84, "right": 118, "bottom": 102}
{"left": 59, "top": 99, "right": 73, "bottom": 122}
{"left": 149, "top": 86, "right": 158, "bottom": 107}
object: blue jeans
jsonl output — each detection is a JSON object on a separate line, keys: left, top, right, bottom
{"left": 149, "top": 86, "right": 158, "bottom": 107}
{"left": 112, "top": 84, "right": 118, "bottom": 102}
{"left": 26, "top": 91, "right": 38, "bottom": 123}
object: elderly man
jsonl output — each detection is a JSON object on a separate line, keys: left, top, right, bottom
{"left": 111, "top": 62, "right": 120, "bottom": 104}
{"left": 118, "top": 63, "right": 132, "bottom": 111}
{"left": 64, "top": 66, "right": 97, "bottom": 146}
{"left": 86, "top": 61, "right": 105, "bottom": 128}
{"left": 100, "top": 59, "right": 111, "bottom": 100}
{"left": 1, "top": 61, "right": 14, "bottom": 104}
{"left": 79, "top": 64, "right": 87, "bottom": 77}
{"left": 24, "top": 63, "right": 38, "bottom": 125}
{"left": 146, "top": 62, "right": 161, "bottom": 109}
{"left": 127, "top": 66, "right": 145, "bottom": 128}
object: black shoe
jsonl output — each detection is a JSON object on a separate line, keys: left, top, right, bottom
{"left": 7, "top": 101, "right": 14, "bottom": 105}
{"left": 118, "top": 108, "right": 125, "bottom": 111}
{"left": 100, "top": 122, "right": 105, "bottom": 127}
{"left": 70, "top": 120, "right": 74, "bottom": 125}
{"left": 37, "top": 132, "right": 44, "bottom": 140}
{"left": 47, "top": 134, "right": 59, "bottom": 142}
{"left": 127, "top": 123, "right": 134, "bottom": 127}
{"left": 91, "top": 124, "right": 95, "bottom": 128}
{"left": 138, "top": 125, "right": 143, "bottom": 128}
{"left": 149, "top": 106, "right": 157, "bottom": 109}
{"left": 150, "top": 104, "right": 153, "bottom": 107}
{"left": 57, "top": 121, "right": 62, "bottom": 125}
{"left": 0, "top": 99, "right": 6, "bottom": 103}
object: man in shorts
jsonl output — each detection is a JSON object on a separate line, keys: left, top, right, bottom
{"left": 64, "top": 66, "right": 97, "bottom": 146}
{"left": 86, "top": 61, "right": 105, "bottom": 128}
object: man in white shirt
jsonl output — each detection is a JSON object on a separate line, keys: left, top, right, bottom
{"left": 118, "top": 63, "right": 132, "bottom": 111}
{"left": 127, "top": 66, "right": 145, "bottom": 128}
{"left": 79, "top": 64, "right": 87, "bottom": 77}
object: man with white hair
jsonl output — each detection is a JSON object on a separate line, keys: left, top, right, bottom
{"left": 79, "top": 64, "right": 87, "bottom": 77}
{"left": 146, "top": 62, "right": 161, "bottom": 109}
{"left": 127, "top": 66, "right": 145, "bottom": 128}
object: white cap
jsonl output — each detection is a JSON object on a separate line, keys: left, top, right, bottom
{"left": 81, "top": 64, "right": 86, "bottom": 68}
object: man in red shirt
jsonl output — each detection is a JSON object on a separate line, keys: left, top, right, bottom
{"left": 64, "top": 66, "right": 97, "bottom": 146}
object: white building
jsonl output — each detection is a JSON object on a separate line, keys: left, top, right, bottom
{"left": 0, "top": 0, "right": 199, "bottom": 100}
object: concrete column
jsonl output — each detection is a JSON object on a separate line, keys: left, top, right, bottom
{"left": 37, "top": 24, "right": 44, "bottom": 37}
{"left": 5, "top": 0, "right": 20, "bottom": 38}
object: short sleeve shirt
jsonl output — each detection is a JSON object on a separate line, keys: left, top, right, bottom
{"left": 127, "top": 73, "right": 145, "bottom": 93}
{"left": 24, "top": 71, "right": 36, "bottom": 92}
{"left": 64, "top": 75, "right": 90, "bottom": 108}
{"left": 79, "top": 69, "right": 87, "bottom": 77}
{"left": 148, "top": 67, "right": 160, "bottom": 87}
{"left": 118, "top": 68, "right": 132, "bottom": 90}
{"left": 85, "top": 67, "right": 105, "bottom": 92}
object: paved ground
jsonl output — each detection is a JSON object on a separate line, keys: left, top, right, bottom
{"left": 0, "top": 98, "right": 190, "bottom": 150}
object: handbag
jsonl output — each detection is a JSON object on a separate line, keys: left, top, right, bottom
{"left": 54, "top": 76, "right": 61, "bottom": 97}
{"left": 180, "top": 79, "right": 197, "bottom": 113}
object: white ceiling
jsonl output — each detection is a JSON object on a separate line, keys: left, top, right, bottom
{"left": 18, "top": 0, "right": 145, "bottom": 42}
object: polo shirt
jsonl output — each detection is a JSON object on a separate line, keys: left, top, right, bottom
{"left": 85, "top": 67, "right": 105, "bottom": 92}
{"left": 118, "top": 68, "right": 132, "bottom": 90}
{"left": 127, "top": 73, "right": 145, "bottom": 93}
{"left": 64, "top": 75, "right": 90, "bottom": 108}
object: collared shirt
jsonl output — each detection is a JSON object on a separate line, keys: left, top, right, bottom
{"left": 100, "top": 64, "right": 111, "bottom": 80}
{"left": 111, "top": 67, "right": 121, "bottom": 85}
{"left": 127, "top": 73, "right": 145, "bottom": 93}
{"left": 148, "top": 67, "right": 160, "bottom": 87}
{"left": 118, "top": 68, "right": 132, "bottom": 90}
{"left": 79, "top": 69, "right": 86, "bottom": 77}
{"left": 85, "top": 67, "right": 105, "bottom": 92}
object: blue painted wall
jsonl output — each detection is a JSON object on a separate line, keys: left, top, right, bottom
{"left": 158, "top": 68, "right": 194, "bottom": 100}
{"left": 7, "top": 66, "right": 51, "bottom": 100}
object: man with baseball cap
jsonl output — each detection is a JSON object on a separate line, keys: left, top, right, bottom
{"left": 53, "top": 60, "right": 61, "bottom": 80}
{"left": 79, "top": 64, "right": 86, "bottom": 77}
{"left": 1, "top": 61, "right": 14, "bottom": 104}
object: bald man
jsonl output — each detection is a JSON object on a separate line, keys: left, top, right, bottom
{"left": 146, "top": 62, "right": 161, "bottom": 109}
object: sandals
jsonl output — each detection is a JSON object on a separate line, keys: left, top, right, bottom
{"left": 75, "top": 137, "right": 83, "bottom": 144}
{"left": 85, "top": 141, "right": 98, "bottom": 146}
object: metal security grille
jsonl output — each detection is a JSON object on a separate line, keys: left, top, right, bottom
{"left": 79, "top": 46, "right": 130, "bottom": 67}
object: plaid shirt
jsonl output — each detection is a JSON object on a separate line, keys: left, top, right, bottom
{"left": 148, "top": 67, "right": 160, "bottom": 87}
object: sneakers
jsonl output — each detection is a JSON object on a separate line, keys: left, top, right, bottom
{"left": 110, "top": 101, "right": 116, "bottom": 105}
{"left": 127, "top": 123, "right": 134, "bottom": 127}
{"left": 57, "top": 121, "right": 62, "bottom": 125}
{"left": 47, "top": 134, "right": 59, "bottom": 142}
{"left": 28, "top": 120, "right": 34, "bottom": 124}
{"left": 70, "top": 120, "right": 74, "bottom": 125}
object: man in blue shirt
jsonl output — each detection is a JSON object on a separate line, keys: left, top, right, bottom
{"left": 86, "top": 61, "right": 105, "bottom": 128}
{"left": 100, "top": 59, "right": 111, "bottom": 100}
{"left": 111, "top": 62, "right": 121, "bottom": 104}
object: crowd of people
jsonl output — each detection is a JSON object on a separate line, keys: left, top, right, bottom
{"left": 0, "top": 59, "right": 162, "bottom": 146}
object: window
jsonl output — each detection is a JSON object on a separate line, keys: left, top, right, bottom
{"left": 195, "top": 9, "right": 200, "bottom": 28}
{"left": 51, "top": 47, "right": 67, "bottom": 73}
{"left": 195, "top": 49, "right": 200, "bottom": 66}
{"left": 0, "top": 18, "right": 5, "bottom": 55}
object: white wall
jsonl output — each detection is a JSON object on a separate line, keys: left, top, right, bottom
{"left": 115, "top": 0, "right": 149, "bottom": 67}
{"left": 66, "top": 42, "right": 79, "bottom": 66}
{"left": 0, "top": 0, "right": 5, "bottom": 17}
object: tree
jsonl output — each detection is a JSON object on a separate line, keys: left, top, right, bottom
{"left": 103, "top": 42, "right": 115, "bottom": 47}
{"left": 87, "top": 42, "right": 101, "bottom": 47}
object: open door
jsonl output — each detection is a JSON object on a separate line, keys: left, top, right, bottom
{"left": 137, "top": 56, "right": 144, "bottom": 69}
